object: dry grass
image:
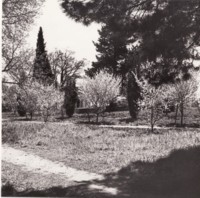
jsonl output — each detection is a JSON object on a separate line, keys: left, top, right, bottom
{"left": 2, "top": 121, "right": 200, "bottom": 174}
{"left": 2, "top": 116, "right": 200, "bottom": 197}
{"left": 2, "top": 162, "right": 76, "bottom": 193}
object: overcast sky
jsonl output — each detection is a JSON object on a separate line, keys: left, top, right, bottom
{"left": 26, "top": 0, "right": 100, "bottom": 64}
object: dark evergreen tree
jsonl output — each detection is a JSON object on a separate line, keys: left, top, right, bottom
{"left": 33, "top": 27, "right": 54, "bottom": 85}
{"left": 61, "top": 0, "right": 200, "bottom": 80}
{"left": 16, "top": 95, "right": 27, "bottom": 117}
{"left": 86, "top": 19, "right": 131, "bottom": 78}
{"left": 64, "top": 79, "right": 78, "bottom": 118}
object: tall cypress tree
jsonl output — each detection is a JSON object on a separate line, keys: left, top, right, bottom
{"left": 33, "top": 27, "right": 54, "bottom": 85}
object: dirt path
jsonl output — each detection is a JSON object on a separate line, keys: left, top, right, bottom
{"left": 2, "top": 145, "right": 119, "bottom": 195}
{"left": 2, "top": 144, "right": 103, "bottom": 182}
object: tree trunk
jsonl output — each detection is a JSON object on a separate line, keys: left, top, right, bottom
{"left": 150, "top": 107, "right": 154, "bottom": 133}
{"left": 43, "top": 109, "right": 49, "bottom": 122}
{"left": 180, "top": 102, "right": 184, "bottom": 127}
{"left": 61, "top": 105, "right": 64, "bottom": 119}
{"left": 102, "top": 107, "right": 106, "bottom": 123}
{"left": 96, "top": 113, "right": 99, "bottom": 123}
{"left": 87, "top": 111, "right": 91, "bottom": 123}
{"left": 127, "top": 73, "right": 141, "bottom": 120}
{"left": 30, "top": 112, "right": 33, "bottom": 120}
{"left": 174, "top": 104, "right": 179, "bottom": 126}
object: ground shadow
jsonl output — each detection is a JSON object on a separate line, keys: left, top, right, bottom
{"left": 2, "top": 146, "right": 200, "bottom": 197}
{"left": 119, "top": 117, "right": 135, "bottom": 123}
{"left": 166, "top": 123, "right": 200, "bottom": 128}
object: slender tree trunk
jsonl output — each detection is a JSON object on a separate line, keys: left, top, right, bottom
{"left": 96, "top": 113, "right": 99, "bottom": 123}
{"left": 30, "top": 112, "right": 33, "bottom": 120}
{"left": 43, "top": 109, "right": 49, "bottom": 122}
{"left": 87, "top": 110, "right": 91, "bottom": 123}
{"left": 61, "top": 105, "right": 64, "bottom": 119}
{"left": 102, "top": 107, "right": 106, "bottom": 123}
{"left": 150, "top": 107, "right": 154, "bottom": 133}
{"left": 174, "top": 104, "right": 179, "bottom": 126}
{"left": 180, "top": 102, "right": 184, "bottom": 127}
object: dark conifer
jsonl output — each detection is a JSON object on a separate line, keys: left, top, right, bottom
{"left": 64, "top": 79, "right": 78, "bottom": 118}
{"left": 33, "top": 27, "right": 54, "bottom": 85}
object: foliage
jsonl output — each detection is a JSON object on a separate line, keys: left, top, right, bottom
{"left": 48, "top": 49, "right": 85, "bottom": 117}
{"left": 3, "top": 81, "right": 64, "bottom": 121}
{"left": 194, "top": 71, "right": 200, "bottom": 112}
{"left": 3, "top": 84, "right": 38, "bottom": 118}
{"left": 48, "top": 49, "right": 85, "bottom": 88}
{"left": 33, "top": 27, "right": 54, "bottom": 85}
{"left": 29, "top": 82, "right": 64, "bottom": 122}
{"left": 2, "top": 0, "right": 44, "bottom": 74}
{"left": 136, "top": 75, "right": 167, "bottom": 132}
{"left": 166, "top": 77, "right": 198, "bottom": 126}
{"left": 79, "top": 71, "right": 121, "bottom": 122}
{"left": 61, "top": 0, "right": 200, "bottom": 119}
{"left": 86, "top": 21, "right": 130, "bottom": 78}
{"left": 16, "top": 101, "right": 27, "bottom": 117}
{"left": 127, "top": 72, "right": 141, "bottom": 120}
{"left": 61, "top": 0, "right": 200, "bottom": 82}
{"left": 2, "top": 85, "right": 19, "bottom": 114}
{"left": 64, "top": 79, "right": 78, "bottom": 118}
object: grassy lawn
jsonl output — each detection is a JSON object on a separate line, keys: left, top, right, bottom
{"left": 2, "top": 121, "right": 200, "bottom": 174}
{"left": 2, "top": 110, "right": 200, "bottom": 197}
{"left": 3, "top": 107, "right": 200, "bottom": 127}
{"left": 2, "top": 161, "right": 76, "bottom": 192}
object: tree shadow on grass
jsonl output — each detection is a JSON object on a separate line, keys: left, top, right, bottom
{"left": 166, "top": 123, "right": 200, "bottom": 128}
{"left": 2, "top": 146, "right": 200, "bottom": 197}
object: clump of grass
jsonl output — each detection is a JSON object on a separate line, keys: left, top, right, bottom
{"left": 2, "top": 122, "right": 45, "bottom": 145}
{"left": 2, "top": 124, "right": 19, "bottom": 144}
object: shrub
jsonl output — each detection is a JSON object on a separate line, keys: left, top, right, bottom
{"left": 80, "top": 71, "right": 121, "bottom": 123}
{"left": 166, "top": 78, "right": 198, "bottom": 126}
{"left": 136, "top": 75, "right": 167, "bottom": 132}
{"left": 32, "top": 82, "right": 64, "bottom": 122}
{"left": 3, "top": 84, "right": 38, "bottom": 119}
{"left": 17, "top": 101, "right": 27, "bottom": 117}
{"left": 3, "top": 85, "right": 19, "bottom": 114}
{"left": 3, "top": 81, "right": 64, "bottom": 121}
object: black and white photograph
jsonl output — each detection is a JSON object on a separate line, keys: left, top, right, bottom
{"left": 2, "top": 0, "right": 200, "bottom": 197}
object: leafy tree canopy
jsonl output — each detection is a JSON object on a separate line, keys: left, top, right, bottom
{"left": 61, "top": 0, "right": 200, "bottom": 84}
